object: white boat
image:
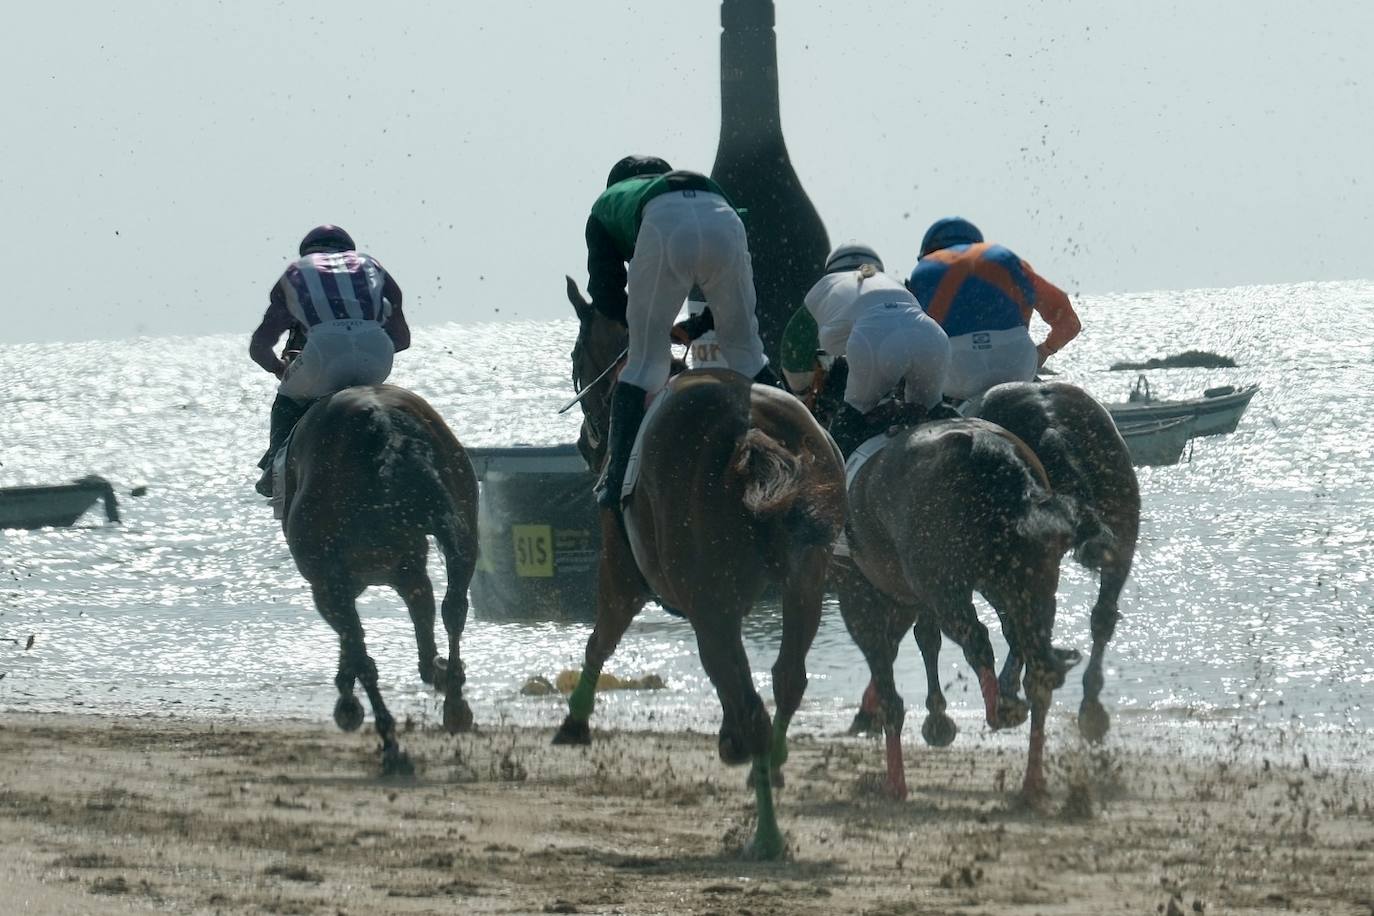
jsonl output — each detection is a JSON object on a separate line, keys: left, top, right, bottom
{"left": 1107, "top": 376, "right": 1259, "bottom": 438}
{"left": 1115, "top": 416, "right": 1195, "bottom": 467}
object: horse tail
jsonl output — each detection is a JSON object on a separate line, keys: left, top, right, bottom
{"left": 1031, "top": 426, "right": 1117, "bottom": 569}
{"left": 731, "top": 428, "right": 803, "bottom": 517}
{"left": 968, "top": 431, "right": 1076, "bottom": 550}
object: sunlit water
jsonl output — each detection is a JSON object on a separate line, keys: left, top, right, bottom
{"left": 2, "top": 281, "right": 1371, "bottom": 766}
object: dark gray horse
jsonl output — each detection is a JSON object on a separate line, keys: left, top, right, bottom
{"left": 281, "top": 384, "right": 479, "bottom": 774}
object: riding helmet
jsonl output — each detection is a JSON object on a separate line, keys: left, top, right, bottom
{"left": 824, "top": 241, "right": 884, "bottom": 274}
{"left": 605, "top": 155, "right": 673, "bottom": 188}
{"left": 919, "top": 217, "right": 983, "bottom": 257}
{"left": 299, "top": 225, "right": 356, "bottom": 257}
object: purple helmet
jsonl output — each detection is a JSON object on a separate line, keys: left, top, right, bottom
{"left": 299, "top": 225, "right": 355, "bottom": 256}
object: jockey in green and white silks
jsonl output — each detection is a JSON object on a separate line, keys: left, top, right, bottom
{"left": 585, "top": 155, "right": 779, "bottom": 510}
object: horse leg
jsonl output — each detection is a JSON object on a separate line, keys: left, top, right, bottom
{"left": 695, "top": 613, "right": 783, "bottom": 860}
{"left": 912, "top": 611, "right": 957, "bottom": 747}
{"left": 394, "top": 562, "right": 439, "bottom": 686}
{"left": 1080, "top": 564, "right": 1128, "bottom": 741}
{"left": 553, "top": 534, "right": 646, "bottom": 745}
{"left": 314, "top": 580, "right": 412, "bottom": 776}
{"left": 987, "top": 580, "right": 1079, "bottom": 798}
{"left": 836, "top": 565, "right": 911, "bottom": 799}
{"left": 848, "top": 678, "right": 882, "bottom": 736}
{"left": 998, "top": 650, "right": 1026, "bottom": 706}
{"left": 765, "top": 546, "right": 828, "bottom": 788}
{"left": 435, "top": 529, "right": 478, "bottom": 735}
{"left": 931, "top": 591, "right": 1016, "bottom": 729}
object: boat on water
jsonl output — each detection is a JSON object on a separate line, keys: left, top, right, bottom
{"left": 0, "top": 476, "right": 121, "bottom": 530}
{"left": 1107, "top": 376, "right": 1259, "bottom": 437}
{"left": 1115, "top": 416, "right": 1195, "bottom": 467}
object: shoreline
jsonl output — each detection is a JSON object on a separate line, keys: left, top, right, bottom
{"left": 3, "top": 712, "right": 1372, "bottom": 915}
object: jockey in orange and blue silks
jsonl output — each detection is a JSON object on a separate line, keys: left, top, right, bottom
{"left": 906, "top": 217, "right": 1080, "bottom": 403}
{"left": 248, "top": 224, "right": 411, "bottom": 496}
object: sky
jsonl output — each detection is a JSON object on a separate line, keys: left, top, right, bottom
{"left": 2, "top": 0, "right": 1372, "bottom": 344}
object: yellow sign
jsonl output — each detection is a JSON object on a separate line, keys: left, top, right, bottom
{"left": 512, "top": 524, "right": 554, "bottom": 578}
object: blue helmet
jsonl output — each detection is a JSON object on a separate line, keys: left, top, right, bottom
{"left": 919, "top": 217, "right": 983, "bottom": 257}
{"left": 606, "top": 155, "right": 672, "bottom": 188}
{"left": 299, "top": 225, "right": 355, "bottom": 256}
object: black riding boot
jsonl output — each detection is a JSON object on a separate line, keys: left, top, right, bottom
{"left": 828, "top": 403, "right": 873, "bottom": 461}
{"left": 594, "top": 383, "right": 648, "bottom": 510}
{"left": 751, "top": 364, "right": 786, "bottom": 390}
{"left": 255, "top": 394, "right": 310, "bottom": 496}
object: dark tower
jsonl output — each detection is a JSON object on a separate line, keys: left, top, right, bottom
{"left": 712, "top": 0, "right": 830, "bottom": 364}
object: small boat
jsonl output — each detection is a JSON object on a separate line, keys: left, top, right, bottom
{"left": 0, "top": 476, "right": 121, "bottom": 530}
{"left": 1115, "top": 416, "right": 1195, "bottom": 467}
{"left": 1107, "top": 376, "right": 1259, "bottom": 438}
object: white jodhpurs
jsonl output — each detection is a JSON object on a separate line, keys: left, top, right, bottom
{"left": 619, "top": 191, "right": 768, "bottom": 392}
{"left": 278, "top": 319, "right": 394, "bottom": 401}
{"left": 943, "top": 327, "right": 1038, "bottom": 402}
{"left": 843, "top": 303, "right": 950, "bottom": 412}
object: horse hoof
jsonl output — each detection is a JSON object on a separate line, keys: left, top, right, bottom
{"left": 847, "top": 708, "right": 879, "bottom": 736}
{"left": 718, "top": 732, "right": 750, "bottom": 767}
{"left": 443, "top": 695, "right": 474, "bottom": 734}
{"left": 991, "top": 695, "right": 1030, "bottom": 731}
{"left": 333, "top": 695, "right": 365, "bottom": 732}
{"left": 921, "top": 713, "right": 958, "bottom": 747}
{"left": 552, "top": 717, "right": 591, "bottom": 746}
{"left": 1078, "top": 700, "right": 1111, "bottom": 742}
{"left": 428, "top": 656, "right": 449, "bottom": 689}
{"left": 743, "top": 832, "right": 786, "bottom": 862}
{"left": 381, "top": 747, "right": 415, "bottom": 778}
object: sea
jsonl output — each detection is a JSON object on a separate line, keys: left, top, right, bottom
{"left": 2, "top": 280, "right": 1371, "bottom": 767}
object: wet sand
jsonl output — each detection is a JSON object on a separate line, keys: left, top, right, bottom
{"left": 1, "top": 713, "right": 1372, "bottom": 915}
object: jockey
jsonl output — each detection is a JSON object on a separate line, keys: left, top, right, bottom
{"left": 785, "top": 242, "right": 951, "bottom": 458}
{"left": 248, "top": 225, "right": 411, "bottom": 496}
{"left": 586, "top": 155, "right": 780, "bottom": 509}
{"left": 906, "top": 217, "right": 1080, "bottom": 403}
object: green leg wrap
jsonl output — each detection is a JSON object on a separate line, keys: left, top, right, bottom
{"left": 749, "top": 754, "right": 784, "bottom": 860}
{"left": 567, "top": 667, "right": 600, "bottom": 722}
{"left": 770, "top": 714, "right": 792, "bottom": 770}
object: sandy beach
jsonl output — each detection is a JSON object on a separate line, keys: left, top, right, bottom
{"left": 1, "top": 713, "right": 1371, "bottom": 915}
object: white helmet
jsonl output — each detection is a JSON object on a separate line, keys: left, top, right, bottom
{"left": 824, "top": 241, "right": 883, "bottom": 273}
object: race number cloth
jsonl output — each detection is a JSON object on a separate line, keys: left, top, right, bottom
{"left": 619, "top": 387, "right": 672, "bottom": 505}
{"left": 832, "top": 432, "right": 892, "bottom": 558}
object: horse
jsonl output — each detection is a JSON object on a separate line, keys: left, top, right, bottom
{"left": 834, "top": 419, "right": 1082, "bottom": 799}
{"left": 281, "top": 384, "right": 479, "bottom": 774}
{"left": 552, "top": 302, "right": 846, "bottom": 859}
{"left": 974, "top": 381, "right": 1140, "bottom": 740}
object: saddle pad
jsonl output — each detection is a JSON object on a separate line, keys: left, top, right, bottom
{"left": 619, "top": 388, "right": 670, "bottom": 504}
{"left": 270, "top": 427, "right": 297, "bottom": 521}
{"left": 845, "top": 433, "right": 891, "bottom": 492}
{"left": 833, "top": 433, "right": 891, "bottom": 558}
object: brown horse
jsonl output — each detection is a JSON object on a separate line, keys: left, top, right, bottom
{"left": 975, "top": 381, "right": 1140, "bottom": 740}
{"left": 835, "top": 418, "right": 1080, "bottom": 799}
{"left": 281, "top": 384, "right": 479, "bottom": 774}
{"left": 553, "top": 306, "right": 845, "bottom": 859}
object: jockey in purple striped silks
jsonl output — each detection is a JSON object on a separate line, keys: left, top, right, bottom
{"left": 248, "top": 225, "right": 411, "bottom": 497}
